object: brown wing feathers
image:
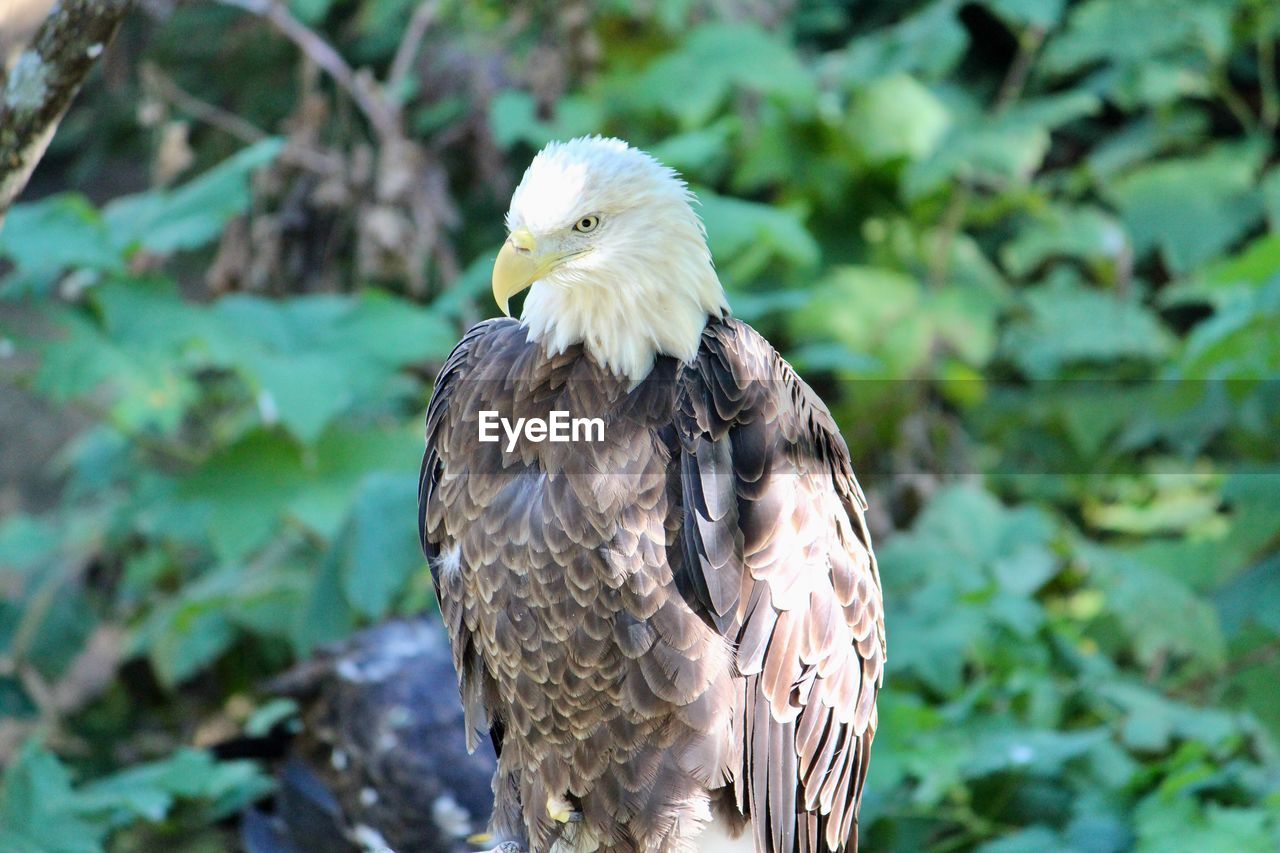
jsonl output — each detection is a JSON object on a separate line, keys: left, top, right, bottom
{"left": 420, "top": 315, "right": 883, "bottom": 852}
{"left": 676, "top": 318, "right": 885, "bottom": 852}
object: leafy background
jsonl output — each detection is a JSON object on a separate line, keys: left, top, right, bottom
{"left": 2, "top": 0, "right": 1280, "bottom": 850}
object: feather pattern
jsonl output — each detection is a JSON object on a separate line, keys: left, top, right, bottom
{"left": 419, "top": 316, "right": 884, "bottom": 851}
{"left": 674, "top": 319, "right": 885, "bottom": 851}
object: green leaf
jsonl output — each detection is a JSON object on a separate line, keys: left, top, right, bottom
{"left": 878, "top": 487, "right": 1057, "bottom": 693}
{"left": 77, "top": 747, "right": 270, "bottom": 810}
{"left": 213, "top": 291, "right": 453, "bottom": 442}
{"left": 289, "top": 0, "right": 333, "bottom": 24}
{"left": 1, "top": 742, "right": 272, "bottom": 853}
{"left": 176, "top": 429, "right": 306, "bottom": 562}
{"left": 237, "top": 350, "right": 356, "bottom": 444}
{"left": 38, "top": 279, "right": 208, "bottom": 432}
{"left": 142, "top": 596, "right": 237, "bottom": 687}
{"left": 979, "top": 826, "right": 1066, "bottom": 853}
{"left": 1085, "top": 546, "right": 1227, "bottom": 672}
{"left": 50, "top": 281, "right": 450, "bottom": 445}
{"left": 793, "top": 266, "right": 1002, "bottom": 376}
{"left": 992, "top": 545, "right": 1060, "bottom": 596}
{"left": 648, "top": 122, "right": 735, "bottom": 175}
{"left": 1161, "top": 235, "right": 1280, "bottom": 309}
{"left": 1135, "top": 795, "right": 1276, "bottom": 853}
{"left": 1217, "top": 624, "right": 1280, "bottom": 744}
{"left": 864, "top": 691, "right": 970, "bottom": 805}
{"left": 928, "top": 283, "right": 1005, "bottom": 367}
{"left": 488, "top": 91, "right": 603, "bottom": 150}
{"left": 905, "top": 92, "right": 1100, "bottom": 199}
{"left": 137, "top": 561, "right": 304, "bottom": 686}
{"left": 967, "top": 729, "right": 1107, "bottom": 777}
{"left": 430, "top": 248, "right": 498, "bottom": 323}
{"left": 1086, "top": 110, "right": 1210, "bottom": 180}
{"left": 0, "top": 742, "right": 100, "bottom": 853}
{"left": 790, "top": 266, "right": 929, "bottom": 377}
{"left": 325, "top": 290, "right": 456, "bottom": 363}
{"left": 0, "top": 514, "right": 60, "bottom": 575}
{"left": 1106, "top": 144, "right": 1265, "bottom": 274}
{"left": 244, "top": 698, "right": 299, "bottom": 737}
{"left": 789, "top": 343, "right": 881, "bottom": 374}
{"left": 0, "top": 194, "right": 121, "bottom": 278}
{"left": 838, "top": 0, "right": 968, "bottom": 85}
{"left": 630, "top": 24, "right": 816, "bottom": 126}
{"left": 1000, "top": 275, "right": 1172, "bottom": 378}
{"left": 1002, "top": 205, "right": 1127, "bottom": 277}
{"left": 1044, "top": 0, "right": 1233, "bottom": 77}
{"left": 696, "top": 189, "right": 820, "bottom": 280}
{"left": 1099, "top": 682, "right": 1239, "bottom": 754}
{"left": 339, "top": 472, "right": 424, "bottom": 618}
{"left": 847, "top": 75, "right": 951, "bottom": 165}
{"left": 1216, "top": 553, "right": 1280, "bottom": 637}
{"left": 1263, "top": 166, "right": 1280, "bottom": 229}
{"left": 175, "top": 422, "right": 420, "bottom": 563}
{"left": 0, "top": 742, "right": 269, "bottom": 851}
{"left": 0, "top": 677, "right": 37, "bottom": 721}
{"left": 103, "top": 138, "right": 284, "bottom": 255}
{"left": 1216, "top": 473, "right": 1280, "bottom": 578}
{"left": 295, "top": 527, "right": 356, "bottom": 654}
{"left": 1179, "top": 278, "right": 1280, "bottom": 381}
{"left": 982, "top": 0, "right": 1066, "bottom": 29}
{"left": 287, "top": 422, "right": 423, "bottom": 537}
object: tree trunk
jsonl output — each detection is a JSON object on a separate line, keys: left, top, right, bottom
{"left": 0, "top": 0, "right": 132, "bottom": 226}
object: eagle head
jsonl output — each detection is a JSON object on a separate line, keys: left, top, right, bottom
{"left": 493, "top": 136, "right": 728, "bottom": 382}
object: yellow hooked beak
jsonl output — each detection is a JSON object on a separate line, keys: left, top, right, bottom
{"left": 492, "top": 228, "right": 563, "bottom": 318}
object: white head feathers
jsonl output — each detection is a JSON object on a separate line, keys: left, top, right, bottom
{"left": 505, "top": 136, "right": 728, "bottom": 382}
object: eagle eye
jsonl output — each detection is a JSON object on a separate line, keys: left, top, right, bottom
{"left": 574, "top": 215, "right": 600, "bottom": 233}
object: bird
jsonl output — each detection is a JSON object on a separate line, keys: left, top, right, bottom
{"left": 418, "top": 136, "right": 885, "bottom": 853}
{"left": 238, "top": 617, "right": 498, "bottom": 853}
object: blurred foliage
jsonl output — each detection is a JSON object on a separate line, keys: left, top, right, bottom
{"left": 2, "top": 0, "right": 1280, "bottom": 850}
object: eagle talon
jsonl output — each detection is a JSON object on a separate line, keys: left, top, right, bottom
{"left": 546, "top": 792, "right": 582, "bottom": 824}
{"left": 467, "top": 832, "right": 525, "bottom": 852}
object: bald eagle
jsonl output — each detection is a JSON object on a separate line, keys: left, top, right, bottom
{"left": 419, "top": 137, "right": 885, "bottom": 853}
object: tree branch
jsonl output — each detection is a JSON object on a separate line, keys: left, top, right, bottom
{"left": 142, "top": 62, "right": 268, "bottom": 146}
{"left": 387, "top": 0, "right": 441, "bottom": 116}
{"left": 215, "top": 0, "right": 400, "bottom": 140}
{"left": 0, "top": 0, "right": 132, "bottom": 225}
